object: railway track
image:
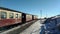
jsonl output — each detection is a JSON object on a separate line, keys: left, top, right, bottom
{"left": 0, "top": 20, "right": 38, "bottom": 33}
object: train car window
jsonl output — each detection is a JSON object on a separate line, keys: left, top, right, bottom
{"left": 1, "top": 12, "right": 7, "bottom": 19}
{"left": 16, "top": 14, "right": 18, "bottom": 18}
{"left": 9, "top": 13, "right": 14, "bottom": 18}
{"left": 19, "top": 15, "right": 21, "bottom": 18}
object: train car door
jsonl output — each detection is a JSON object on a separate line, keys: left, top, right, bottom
{"left": 22, "top": 13, "right": 26, "bottom": 24}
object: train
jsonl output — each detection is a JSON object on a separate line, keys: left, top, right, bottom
{"left": 0, "top": 7, "right": 38, "bottom": 29}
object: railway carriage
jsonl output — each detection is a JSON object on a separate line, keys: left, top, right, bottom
{"left": 26, "top": 14, "right": 32, "bottom": 22}
{"left": 0, "top": 8, "right": 22, "bottom": 27}
{"left": 0, "top": 7, "right": 38, "bottom": 28}
{"left": 34, "top": 16, "right": 38, "bottom": 20}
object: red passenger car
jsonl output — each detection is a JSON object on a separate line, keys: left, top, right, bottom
{"left": 0, "top": 7, "right": 22, "bottom": 27}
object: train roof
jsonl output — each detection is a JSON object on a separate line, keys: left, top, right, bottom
{"left": 0, "top": 7, "right": 22, "bottom": 13}
{"left": 0, "top": 7, "right": 37, "bottom": 16}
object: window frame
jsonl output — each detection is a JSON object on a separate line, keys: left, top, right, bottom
{"left": 19, "top": 14, "right": 21, "bottom": 18}
{"left": 16, "top": 14, "right": 18, "bottom": 18}
{"left": 1, "top": 11, "right": 7, "bottom": 19}
{"left": 9, "top": 13, "right": 14, "bottom": 19}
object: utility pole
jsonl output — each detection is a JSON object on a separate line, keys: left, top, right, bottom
{"left": 40, "top": 10, "right": 42, "bottom": 18}
{"left": 40, "top": 10, "right": 42, "bottom": 23}
{"left": 46, "top": 11, "right": 47, "bottom": 18}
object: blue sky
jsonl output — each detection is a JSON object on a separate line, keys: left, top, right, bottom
{"left": 0, "top": 0, "right": 60, "bottom": 18}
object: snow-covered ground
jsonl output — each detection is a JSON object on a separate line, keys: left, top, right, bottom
{"left": 20, "top": 20, "right": 43, "bottom": 34}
